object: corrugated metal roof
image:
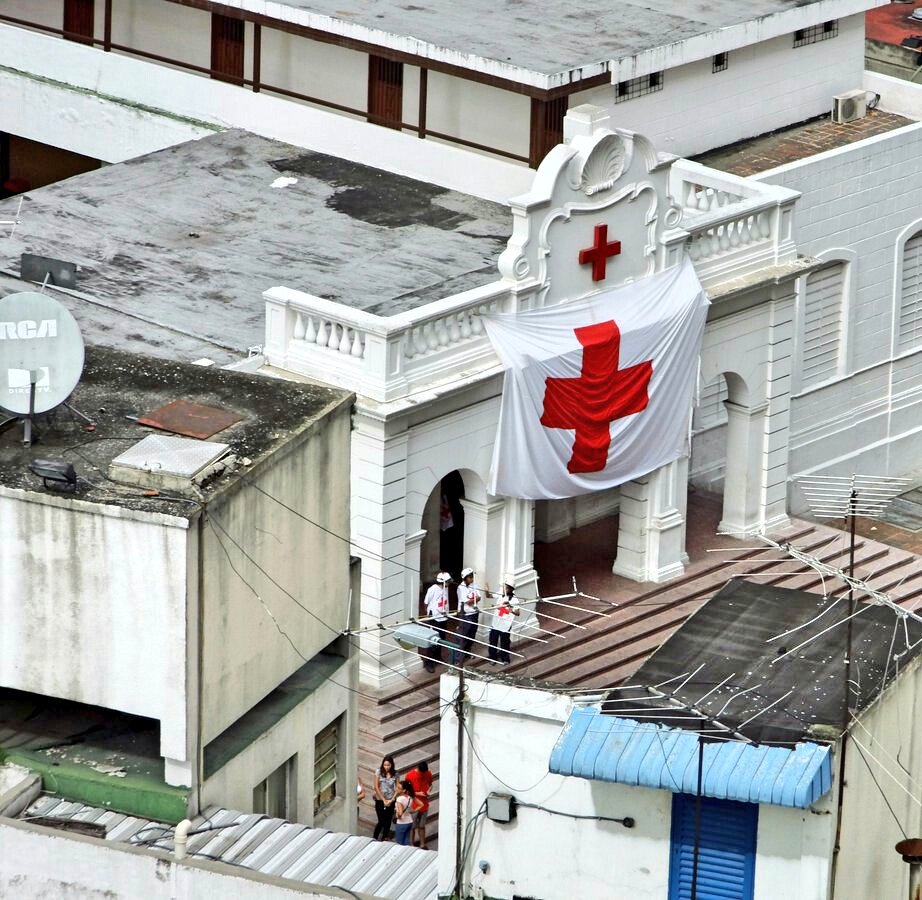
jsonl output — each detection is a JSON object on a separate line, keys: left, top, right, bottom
{"left": 23, "top": 797, "right": 436, "bottom": 900}
{"left": 548, "top": 708, "right": 833, "bottom": 809}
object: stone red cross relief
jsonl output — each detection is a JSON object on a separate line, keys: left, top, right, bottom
{"left": 578, "top": 223, "right": 621, "bottom": 281}
{"left": 540, "top": 321, "right": 653, "bottom": 473}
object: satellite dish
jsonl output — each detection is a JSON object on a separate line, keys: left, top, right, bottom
{"left": 0, "top": 291, "right": 85, "bottom": 416}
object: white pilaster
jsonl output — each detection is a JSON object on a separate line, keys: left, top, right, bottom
{"left": 612, "top": 456, "right": 689, "bottom": 583}
{"left": 352, "top": 413, "right": 412, "bottom": 688}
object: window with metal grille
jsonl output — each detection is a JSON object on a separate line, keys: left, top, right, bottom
{"left": 668, "top": 793, "right": 758, "bottom": 900}
{"left": 313, "top": 717, "right": 341, "bottom": 815}
{"left": 615, "top": 72, "right": 663, "bottom": 104}
{"left": 693, "top": 375, "right": 728, "bottom": 432}
{"left": 211, "top": 13, "right": 245, "bottom": 84}
{"left": 254, "top": 755, "right": 296, "bottom": 820}
{"left": 794, "top": 20, "right": 838, "bottom": 47}
{"left": 899, "top": 232, "right": 922, "bottom": 354}
{"left": 712, "top": 52, "right": 729, "bottom": 73}
{"left": 368, "top": 56, "right": 404, "bottom": 129}
{"left": 529, "top": 96, "right": 568, "bottom": 168}
{"left": 801, "top": 262, "right": 845, "bottom": 388}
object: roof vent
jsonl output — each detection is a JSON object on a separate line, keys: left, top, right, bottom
{"left": 109, "top": 434, "right": 232, "bottom": 492}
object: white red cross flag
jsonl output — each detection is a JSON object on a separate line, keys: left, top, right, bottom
{"left": 483, "top": 259, "right": 708, "bottom": 499}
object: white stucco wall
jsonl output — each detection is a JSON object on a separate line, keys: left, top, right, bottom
{"left": 438, "top": 678, "right": 834, "bottom": 900}
{"left": 110, "top": 0, "right": 210, "bottom": 71}
{"left": 200, "top": 401, "right": 353, "bottom": 744}
{"left": 0, "top": 489, "right": 190, "bottom": 762}
{"left": 603, "top": 14, "right": 867, "bottom": 158}
{"left": 836, "top": 652, "right": 922, "bottom": 900}
{"left": 0, "top": 817, "right": 346, "bottom": 900}
{"left": 201, "top": 661, "right": 357, "bottom": 833}
{"left": 756, "top": 121, "right": 922, "bottom": 489}
{"left": 0, "top": 23, "right": 533, "bottom": 202}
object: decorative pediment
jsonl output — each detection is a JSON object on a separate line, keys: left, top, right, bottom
{"left": 498, "top": 105, "right": 682, "bottom": 307}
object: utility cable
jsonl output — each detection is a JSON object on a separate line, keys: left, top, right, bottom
{"left": 851, "top": 738, "right": 908, "bottom": 839}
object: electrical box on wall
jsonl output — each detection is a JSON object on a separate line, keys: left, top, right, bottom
{"left": 486, "top": 792, "right": 516, "bottom": 823}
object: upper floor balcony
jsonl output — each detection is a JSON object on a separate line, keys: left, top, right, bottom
{"left": 263, "top": 151, "right": 802, "bottom": 404}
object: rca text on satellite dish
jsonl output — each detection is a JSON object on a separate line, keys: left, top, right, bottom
{"left": 0, "top": 319, "right": 59, "bottom": 340}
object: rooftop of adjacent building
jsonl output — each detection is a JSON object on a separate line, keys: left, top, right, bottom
{"left": 16, "top": 795, "right": 436, "bottom": 900}
{"left": 603, "top": 577, "right": 922, "bottom": 745}
{"left": 866, "top": 0, "right": 922, "bottom": 46}
{"left": 206, "top": 0, "right": 883, "bottom": 86}
{"left": 0, "top": 344, "right": 350, "bottom": 516}
{"left": 0, "top": 130, "right": 509, "bottom": 361}
{"left": 693, "top": 108, "right": 915, "bottom": 176}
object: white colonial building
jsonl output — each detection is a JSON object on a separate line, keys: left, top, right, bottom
{"left": 0, "top": 0, "right": 920, "bottom": 695}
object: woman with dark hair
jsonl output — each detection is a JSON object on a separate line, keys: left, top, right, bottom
{"left": 372, "top": 754, "right": 398, "bottom": 841}
{"left": 393, "top": 780, "right": 419, "bottom": 846}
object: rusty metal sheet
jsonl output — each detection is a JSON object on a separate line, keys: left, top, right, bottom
{"left": 137, "top": 399, "right": 242, "bottom": 439}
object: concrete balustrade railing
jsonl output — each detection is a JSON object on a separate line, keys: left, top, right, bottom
{"left": 264, "top": 282, "right": 524, "bottom": 402}
{"left": 265, "top": 161, "right": 800, "bottom": 401}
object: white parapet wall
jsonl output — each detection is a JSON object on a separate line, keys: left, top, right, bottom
{"left": 0, "top": 24, "right": 533, "bottom": 202}
{"left": 0, "top": 816, "right": 349, "bottom": 900}
{"left": 865, "top": 70, "right": 922, "bottom": 121}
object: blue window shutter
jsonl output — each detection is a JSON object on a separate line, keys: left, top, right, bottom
{"left": 668, "top": 793, "right": 758, "bottom": 900}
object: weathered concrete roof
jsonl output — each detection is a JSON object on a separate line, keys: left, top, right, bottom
{"left": 212, "top": 0, "right": 884, "bottom": 86}
{"left": 0, "top": 130, "right": 509, "bottom": 358}
{"left": 0, "top": 345, "right": 351, "bottom": 516}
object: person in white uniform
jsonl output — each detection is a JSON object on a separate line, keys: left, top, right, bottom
{"left": 422, "top": 571, "right": 452, "bottom": 671}
{"left": 488, "top": 574, "right": 520, "bottom": 665}
{"left": 455, "top": 567, "right": 481, "bottom": 665}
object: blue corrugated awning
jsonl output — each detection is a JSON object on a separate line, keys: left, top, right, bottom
{"left": 548, "top": 708, "right": 833, "bottom": 809}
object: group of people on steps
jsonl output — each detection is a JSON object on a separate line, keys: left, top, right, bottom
{"left": 421, "top": 569, "right": 521, "bottom": 670}
{"left": 369, "top": 756, "right": 434, "bottom": 848}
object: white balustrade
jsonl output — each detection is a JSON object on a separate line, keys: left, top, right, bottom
{"left": 289, "top": 311, "right": 368, "bottom": 359}
{"left": 686, "top": 208, "right": 773, "bottom": 263}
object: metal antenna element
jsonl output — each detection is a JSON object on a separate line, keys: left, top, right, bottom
{"left": 0, "top": 196, "right": 24, "bottom": 239}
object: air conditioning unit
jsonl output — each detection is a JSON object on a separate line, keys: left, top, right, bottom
{"left": 832, "top": 89, "right": 868, "bottom": 124}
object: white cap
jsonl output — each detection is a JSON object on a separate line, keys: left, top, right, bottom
{"left": 502, "top": 573, "right": 516, "bottom": 587}
{"left": 436, "top": 571, "right": 452, "bottom": 584}
{"left": 461, "top": 567, "right": 474, "bottom": 579}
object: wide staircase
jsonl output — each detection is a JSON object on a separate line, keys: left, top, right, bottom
{"left": 356, "top": 492, "right": 922, "bottom": 847}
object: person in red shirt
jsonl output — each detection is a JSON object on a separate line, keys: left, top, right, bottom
{"left": 404, "top": 760, "right": 434, "bottom": 849}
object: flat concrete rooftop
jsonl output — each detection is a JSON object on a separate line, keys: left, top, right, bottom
{"left": 208, "top": 0, "right": 882, "bottom": 86}
{"left": 694, "top": 110, "right": 914, "bottom": 177}
{"left": 0, "top": 345, "right": 350, "bottom": 516}
{"left": 0, "top": 130, "right": 509, "bottom": 359}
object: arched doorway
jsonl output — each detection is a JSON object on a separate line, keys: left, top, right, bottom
{"left": 418, "top": 471, "right": 466, "bottom": 612}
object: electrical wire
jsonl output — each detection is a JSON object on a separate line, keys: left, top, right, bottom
{"left": 514, "top": 800, "right": 634, "bottom": 827}
{"left": 459, "top": 719, "right": 552, "bottom": 794}
{"left": 206, "top": 516, "right": 440, "bottom": 710}
{"left": 850, "top": 738, "right": 908, "bottom": 840}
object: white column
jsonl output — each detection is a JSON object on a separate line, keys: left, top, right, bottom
{"left": 404, "top": 529, "right": 427, "bottom": 620}
{"left": 459, "top": 497, "right": 505, "bottom": 590}
{"left": 351, "top": 414, "right": 411, "bottom": 688}
{"left": 612, "top": 456, "right": 688, "bottom": 583}
{"left": 719, "top": 400, "right": 769, "bottom": 536}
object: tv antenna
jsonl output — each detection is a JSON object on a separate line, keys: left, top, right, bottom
{"left": 0, "top": 196, "right": 25, "bottom": 240}
{"left": 0, "top": 291, "right": 88, "bottom": 445}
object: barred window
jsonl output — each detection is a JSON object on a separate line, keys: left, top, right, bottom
{"left": 712, "top": 52, "right": 729, "bottom": 73}
{"left": 801, "top": 263, "right": 846, "bottom": 388}
{"left": 898, "top": 232, "right": 922, "bottom": 353}
{"left": 313, "top": 717, "right": 341, "bottom": 815}
{"left": 794, "top": 21, "right": 838, "bottom": 48}
{"left": 615, "top": 72, "right": 663, "bottom": 104}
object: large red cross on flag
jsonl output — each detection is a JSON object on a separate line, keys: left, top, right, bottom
{"left": 482, "top": 259, "right": 708, "bottom": 499}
